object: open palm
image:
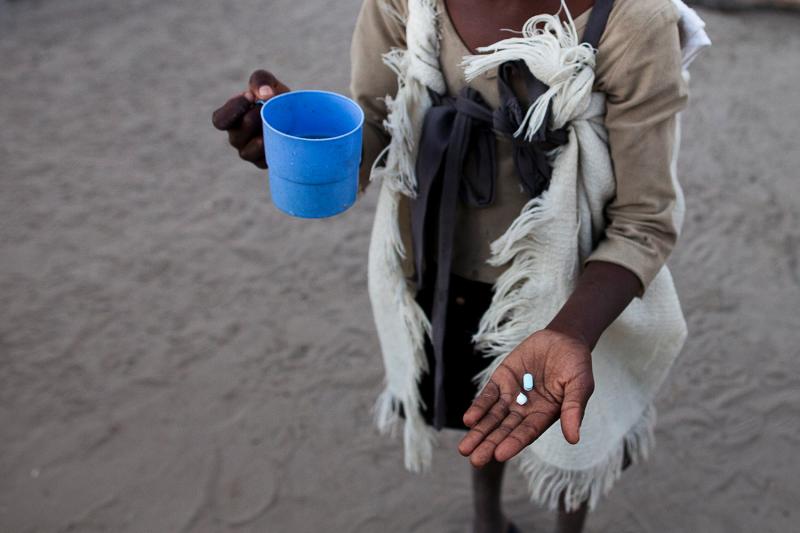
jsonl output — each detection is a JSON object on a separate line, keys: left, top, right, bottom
{"left": 458, "top": 329, "right": 595, "bottom": 467}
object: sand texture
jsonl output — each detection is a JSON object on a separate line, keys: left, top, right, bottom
{"left": 1, "top": 0, "right": 798, "bottom": 532}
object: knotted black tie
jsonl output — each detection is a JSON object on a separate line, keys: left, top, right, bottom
{"left": 411, "top": 62, "right": 569, "bottom": 429}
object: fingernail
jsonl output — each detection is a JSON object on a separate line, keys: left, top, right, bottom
{"left": 258, "top": 86, "right": 273, "bottom": 98}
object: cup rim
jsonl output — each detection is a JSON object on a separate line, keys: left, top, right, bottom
{"left": 260, "top": 90, "right": 365, "bottom": 142}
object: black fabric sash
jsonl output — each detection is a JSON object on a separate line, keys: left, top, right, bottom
{"left": 411, "top": 0, "right": 614, "bottom": 430}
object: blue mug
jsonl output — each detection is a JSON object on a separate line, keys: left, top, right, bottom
{"left": 260, "top": 90, "right": 364, "bottom": 218}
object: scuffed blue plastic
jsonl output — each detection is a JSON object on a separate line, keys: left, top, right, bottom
{"left": 260, "top": 90, "right": 364, "bottom": 219}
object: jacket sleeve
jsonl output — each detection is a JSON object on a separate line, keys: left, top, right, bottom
{"left": 350, "top": 0, "right": 408, "bottom": 194}
{"left": 585, "top": 3, "right": 689, "bottom": 296}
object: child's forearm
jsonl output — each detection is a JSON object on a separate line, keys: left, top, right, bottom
{"left": 545, "top": 261, "right": 642, "bottom": 349}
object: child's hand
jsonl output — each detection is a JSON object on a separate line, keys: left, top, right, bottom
{"left": 458, "top": 329, "right": 594, "bottom": 467}
{"left": 211, "top": 70, "right": 290, "bottom": 169}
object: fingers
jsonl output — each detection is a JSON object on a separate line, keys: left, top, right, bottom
{"left": 559, "top": 373, "right": 594, "bottom": 444}
{"left": 218, "top": 104, "right": 264, "bottom": 168}
{"left": 212, "top": 69, "right": 288, "bottom": 131}
{"left": 212, "top": 70, "right": 288, "bottom": 171}
{"left": 494, "top": 408, "right": 556, "bottom": 462}
{"left": 227, "top": 107, "right": 262, "bottom": 149}
{"left": 459, "top": 363, "right": 520, "bottom": 464}
{"left": 467, "top": 410, "right": 524, "bottom": 467}
{"left": 463, "top": 381, "right": 500, "bottom": 428}
{"left": 239, "top": 136, "right": 266, "bottom": 169}
{"left": 458, "top": 394, "right": 511, "bottom": 459}
{"left": 249, "top": 69, "right": 290, "bottom": 101}
{"left": 212, "top": 93, "right": 252, "bottom": 131}
{"left": 458, "top": 381, "right": 513, "bottom": 458}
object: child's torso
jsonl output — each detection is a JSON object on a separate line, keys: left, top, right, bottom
{"left": 435, "top": 0, "right": 597, "bottom": 282}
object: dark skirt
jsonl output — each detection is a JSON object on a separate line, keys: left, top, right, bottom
{"left": 413, "top": 268, "right": 495, "bottom": 430}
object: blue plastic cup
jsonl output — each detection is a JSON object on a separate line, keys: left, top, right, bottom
{"left": 260, "top": 90, "right": 364, "bottom": 218}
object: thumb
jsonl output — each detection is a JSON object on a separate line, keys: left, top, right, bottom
{"left": 248, "top": 69, "right": 290, "bottom": 101}
{"left": 559, "top": 374, "right": 594, "bottom": 445}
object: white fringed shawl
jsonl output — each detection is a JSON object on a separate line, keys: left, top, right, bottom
{"left": 366, "top": 0, "right": 710, "bottom": 511}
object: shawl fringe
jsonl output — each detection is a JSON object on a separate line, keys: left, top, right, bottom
{"left": 517, "top": 404, "right": 656, "bottom": 512}
{"left": 367, "top": 2, "right": 444, "bottom": 472}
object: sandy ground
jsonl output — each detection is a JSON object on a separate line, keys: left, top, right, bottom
{"left": 0, "top": 0, "right": 798, "bottom": 532}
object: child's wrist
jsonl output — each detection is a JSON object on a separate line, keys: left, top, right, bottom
{"left": 543, "top": 318, "right": 592, "bottom": 349}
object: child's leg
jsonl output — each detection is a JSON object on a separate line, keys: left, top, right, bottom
{"left": 556, "top": 498, "right": 589, "bottom": 533}
{"left": 471, "top": 459, "right": 509, "bottom": 533}
{"left": 472, "top": 460, "right": 589, "bottom": 533}
{"left": 555, "top": 445, "right": 631, "bottom": 533}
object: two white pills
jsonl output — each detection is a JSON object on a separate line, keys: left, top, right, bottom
{"left": 516, "top": 373, "right": 535, "bottom": 405}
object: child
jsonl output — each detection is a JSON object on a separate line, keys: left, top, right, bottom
{"left": 211, "top": 0, "right": 709, "bottom": 531}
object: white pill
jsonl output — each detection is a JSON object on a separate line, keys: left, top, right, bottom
{"left": 516, "top": 392, "right": 528, "bottom": 406}
{"left": 523, "top": 373, "right": 534, "bottom": 391}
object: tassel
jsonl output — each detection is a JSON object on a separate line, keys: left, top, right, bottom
{"left": 460, "top": 0, "right": 596, "bottom": 137}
